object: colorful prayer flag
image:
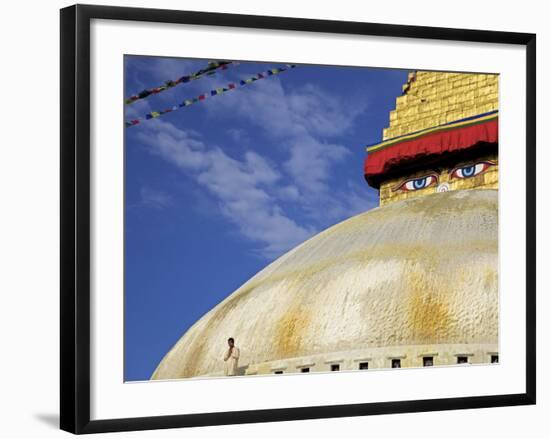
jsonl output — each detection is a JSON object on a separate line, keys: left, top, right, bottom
{"left": 125, "top": 60, "right": 233, "bottom": 105}
{"left": 125, "top": 64, "right": 296, "bottom": 127}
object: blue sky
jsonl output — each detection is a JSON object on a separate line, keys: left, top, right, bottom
{"left": 124, "top": 56, "right": 408, "bottom": 381}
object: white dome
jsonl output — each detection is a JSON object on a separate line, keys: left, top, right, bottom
{"left": 152, "top": 189, "right": 498, "bottom": 379}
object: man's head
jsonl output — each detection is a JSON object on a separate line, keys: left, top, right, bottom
{"left": 227, "top": 337, "right": 235, "bottom": 347}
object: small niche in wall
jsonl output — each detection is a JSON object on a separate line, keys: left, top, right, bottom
{"left": 423, "top": 356, "right": 434, "bottom": 367}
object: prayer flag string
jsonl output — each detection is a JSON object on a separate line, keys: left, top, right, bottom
{"left": 125, "top": 61, "right": 234, "bottom": 105}
{"left": 125, "top": 64, "right": 296, "bottom": 128}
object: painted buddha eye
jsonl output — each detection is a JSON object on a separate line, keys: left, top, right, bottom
{"left": 396, "top": 174, "right": 438, "bottom": 192}
{"left": 450, "top": 161, "right": 495, "bottom": 179}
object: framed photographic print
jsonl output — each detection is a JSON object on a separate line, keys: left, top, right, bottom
{"left": 60, "top": 4, "right": 536, "bottom": 434}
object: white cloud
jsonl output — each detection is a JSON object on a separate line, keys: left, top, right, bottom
{"left": 207, "top": 75, "right": 366, "bottom": 138}
{"left": 283, "top": 134, "right": 349, "bottom": 195}
{"left": 125, "top": 96, "right": 152, "bottom": 120}
{"left": 133, "top": 70, "right": 376, "bottom": 259}
{"left": 205, "top": 75, "right": 367, "bottom": 203}
{"left": 133, "top": 57, "right": 205, "bottom": 87}
{"left": 286, "top": 83, "right": 364, "bottom": 137}
{"left": 140, "top": 187, "right": 173, "bottom": 209}
{"left": 136, "top": 120, "right": 314, "bottom": 258}
{"left": 277, "top": 185, "right": 301, "bottom": 201}
{"left": 211, "top": 74, "right": 375, "bottom": 224}
{"left": 226, "top": 128, "right": 249, "bottom": 144}
{"left": 138, "top": 122, "right": 208, "bottom": 171}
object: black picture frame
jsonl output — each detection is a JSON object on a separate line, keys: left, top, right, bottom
{"left": 60, "top": 4, "right": 536, "bottom": 434}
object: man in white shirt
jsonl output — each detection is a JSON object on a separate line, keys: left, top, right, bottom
{"left": 223, "top": 337, "right": 240, "bottom": 376}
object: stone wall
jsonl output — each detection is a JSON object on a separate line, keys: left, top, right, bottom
{"left": 248, "top": 343, "right": 499, "bottom": 375}
{"left": 383, "top": 71, "right": 499, "bottom": 140}
{"left": 197, "top": 343, "right": 499, "bottom": 378}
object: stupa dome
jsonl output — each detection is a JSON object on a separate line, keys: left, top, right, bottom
{"left": 152, "top": 189, "right": 498, "bottom": 379}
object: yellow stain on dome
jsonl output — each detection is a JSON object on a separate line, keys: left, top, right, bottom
{"left": 274, "top": 306, "right": 312, "bottom": 359}
{"left": 406, "top": 270, "right": 453, "bottom": 344}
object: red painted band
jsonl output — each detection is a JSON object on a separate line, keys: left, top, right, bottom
{"left": 364, "top": 118, "right": 498, "bottom": 187}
